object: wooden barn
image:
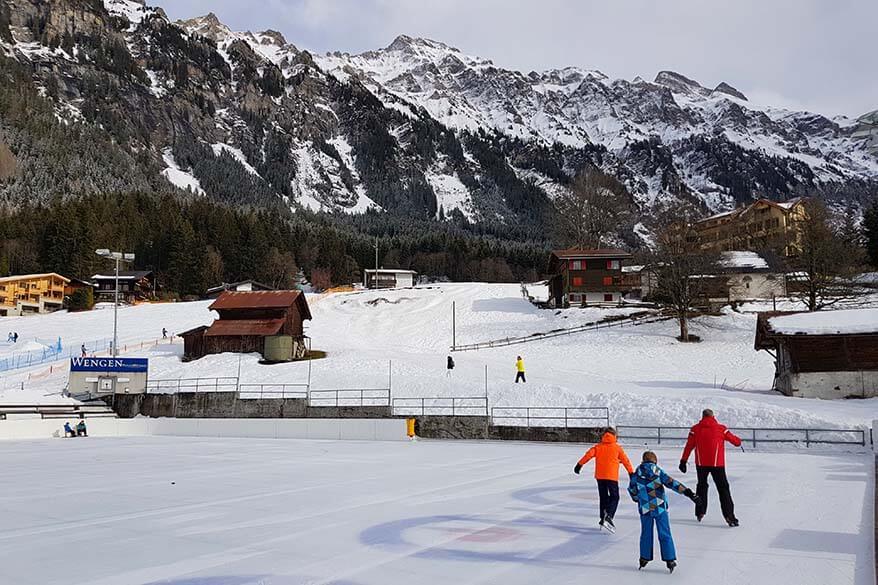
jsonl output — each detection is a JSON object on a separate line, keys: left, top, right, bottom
{"left": 180, "top": 291, "right": 312, "bottom": 362}
{"left": 755, "top": 309, "right": 878, "bottom": 399}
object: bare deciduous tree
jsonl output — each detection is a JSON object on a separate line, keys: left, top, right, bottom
{"left": 784, "top": 199, "right": 865, "bottom": 311}
{"left": 555, "top": 169, "right": 629, "bottom": 249}
{"left": 648, "top": 204, "right": 720, "bottom": 342}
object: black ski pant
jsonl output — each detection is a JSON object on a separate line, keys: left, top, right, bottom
{"left": 515, "top": 372, "right": 526, "bottom": 383}
{"left": 695, "top": 466, "right": 735, "bottom": 519}
{"left": 597, "top": 479, "right": 620, "bottom": 520}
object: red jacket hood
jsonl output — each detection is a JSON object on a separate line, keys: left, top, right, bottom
{"left": 601, "top": 432, "right": 617, "bottom": 444}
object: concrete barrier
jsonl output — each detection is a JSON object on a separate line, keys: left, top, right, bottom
{"left": 0, "top": 417, "right": 407, "bottom": 442}
{"left": 0, "top": 417, "right": 149, "bottom": 440}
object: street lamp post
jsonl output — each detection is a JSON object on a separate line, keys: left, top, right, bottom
{"left": 96, "top": 249, "right": 135, "bottom": 358}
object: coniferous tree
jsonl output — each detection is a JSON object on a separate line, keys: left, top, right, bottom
{"left": 864, "top": 202, "right": 878, "bottom": 269}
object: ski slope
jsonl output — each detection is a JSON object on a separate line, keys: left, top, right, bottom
{"left": 0, "top": 436, "right": 870, "bottom": 585}
{"left": 2, "top": 283, "right": 878, "bottom": 428}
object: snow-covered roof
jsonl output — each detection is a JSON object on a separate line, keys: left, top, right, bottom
{"left": 768, "top": 309, "right": 878, "bottom": 336}
{"left": 720, "top": 251, "right": 769, "bottom": 270}
{"left": 363, "top": 269, "right": 418, "bottom": 274}
{"left": 91, "top": 271, "right": 153, "bottom": 281}
{"left": 551, "top": 248, "right": 632, "bottom": 259}
{"left": 0, "top": 273, "right": 70, "bottom": 284}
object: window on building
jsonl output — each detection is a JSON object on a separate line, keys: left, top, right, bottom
{"left": 606, "top": 260, "right": 621, "bottom": 270}
{"left": 604, "top": 293, "right": 614, "bottom": 302}
{"left": 569, "top": 293, "right": 581, "bottom": 304}
{"left": 570, "top": 260, "right": 582, "bottom": 270}
{"left": 572, "top": 276, "right": 583, "bottom": 287}
{"left": 602, "top": 276, "right": 613, "bottom": 286}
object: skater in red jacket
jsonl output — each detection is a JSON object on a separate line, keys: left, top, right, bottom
{"left": 678, "top": 409, "right": 742, "bottom": 526}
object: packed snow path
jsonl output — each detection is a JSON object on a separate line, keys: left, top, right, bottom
{"left": 0, "top": 437, "right": 871, "bottom": 584}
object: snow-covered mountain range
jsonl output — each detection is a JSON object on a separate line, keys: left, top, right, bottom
{"left": 1, "top": 0, "right": 876, "bottom": 243}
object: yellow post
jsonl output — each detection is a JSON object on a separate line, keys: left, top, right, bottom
{"left": 407, "top": 418, "right": 416, "bottom": 439}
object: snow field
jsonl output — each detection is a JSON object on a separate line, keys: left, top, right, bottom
{"left": 2, "top": 283, "right": 878, "bottom": 429}
{"left": 0, "top": 436, "right": 871, "bottom": 584}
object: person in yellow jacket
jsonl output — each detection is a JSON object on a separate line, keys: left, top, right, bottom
{"left": 574, "top": 427, "right": 634, "bottom": 532}
{"left": 515, "top": 356, "right": 526, "bottom": 383}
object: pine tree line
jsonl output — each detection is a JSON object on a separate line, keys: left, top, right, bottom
{"left": 0, "top": 193, "right": 551, "bottom": 297}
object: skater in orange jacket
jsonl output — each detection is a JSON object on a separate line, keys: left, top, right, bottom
{"left": 574, "top": 427, "right": 634, "bottom": 531}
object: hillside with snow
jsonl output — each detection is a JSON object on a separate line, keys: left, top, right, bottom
{"left": 0, "top": 0, "right": 876, "bottom": 239}
{"left": 3, "top": 283, "right": 878, "bottom": 430}
{"left": 318, "top": 36, "right": 878, "bottom": 212}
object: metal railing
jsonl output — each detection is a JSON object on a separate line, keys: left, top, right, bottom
{"left": 451, "top": 313, "right": 668, "bottom": 352}
{"left": 146, "top": 377, "right": 239, "bottom": 394}
{"left": 490, "top": 406, "right": 610, "bottom": 428}
{"left": 237, "top": 384, "right": 309, "bottom": 400}
{"left": 392, "top": 397, "right": 488, "bottom": 417}
{"left": 308, "top": 389, "right": 391, "bottom": 408}
{"left": 616, "top": 425, "right": 868, "bottom": 448}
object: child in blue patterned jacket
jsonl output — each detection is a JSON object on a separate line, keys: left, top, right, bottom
{"left": 628, "top": 451, "right": 699, "bottom": 573}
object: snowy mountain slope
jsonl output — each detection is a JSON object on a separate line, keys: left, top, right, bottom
{"left": 0, "top": 0, "right": 876, "bottom": 239}
{"left": 318, "top": 36, "right": 878, "bottom": 212}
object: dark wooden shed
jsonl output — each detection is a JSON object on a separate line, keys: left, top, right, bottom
{"left": 180, "top": 291, "right": 312, "bottom": 361}
{"left": 754, "top": 310, "right": 878, "bottom": 398}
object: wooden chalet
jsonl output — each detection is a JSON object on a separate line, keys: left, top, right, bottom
{"left": 547, "top": 248, "right": 634, "bottom": 307}
{"left": 686, "top": 198, "right": 807, "bottom": 257}
{"left": 206, "top": 280, "right": 275, "bottom": 299}
{"left": 91, "top": 270, "right": 155, "bottom": 304}
{"left": 755, "top": 309, "right": 878, "bottom": 399}
{"left": 180, "top": 290, "right": 312, "bottom": 362}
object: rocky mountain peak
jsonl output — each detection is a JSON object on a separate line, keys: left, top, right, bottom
{"left": 176, "top": 12, "right": 233, "bottom": 42}
{"left": 713, "top": 81, "right": 747, "bottom": 101}
{"left": 386, "top": 34, "right": 459, "bottom": 54}
{"left": 258, "top": 29, "right": 287, "bottom": 47}
{"left": 654, "top": 70, "right": 710, "bottom": 97}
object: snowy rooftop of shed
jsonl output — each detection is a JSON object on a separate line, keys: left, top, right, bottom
{"left": 768, "top": 309, "right": 878, "bottom": 335}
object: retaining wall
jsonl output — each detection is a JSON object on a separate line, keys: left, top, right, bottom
{"left": 411, "top": 417, "right": 603, "bottom": 443}
{"left": 110, "top": 394, "right": 605, "bottom": 444}
{"left": 112, "top": 393, "right": 392, "bottom": 420}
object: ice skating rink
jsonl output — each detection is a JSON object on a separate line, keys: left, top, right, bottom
{"left": 0, "top": 436, "right": 872, "bottom": 585}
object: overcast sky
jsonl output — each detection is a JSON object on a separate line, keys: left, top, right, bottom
{"left": 162, "top": 0, "right": 877, "bottom": 118}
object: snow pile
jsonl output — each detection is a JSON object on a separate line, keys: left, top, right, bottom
{"left": 769, "top": 309, "right": 878, "bottom": 335}
{"left": 211, "top": 143, "right": 260, "bottom": 175}
{"left": 721, "top": 251, "right": 769, "bottom": 270}
{"left": 103, "top": 0, "right": 148, "bottom": 27}
{"left": 426, "top": 168, "right": 474, "bottom": 220}
{"left": 160, "top": 149, "right": 205, "bottom": 195}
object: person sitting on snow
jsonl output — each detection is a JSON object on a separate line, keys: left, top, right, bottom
{"left": 574, "top": 427, "right": 634, "bottom": 532}
{"left": 63, "top": 422, "right": 76, "bottom": 438}
{"left": 76, "top": 421, "right": 88, "bottom": 437}
{"left": 629, "top": 451, "right": 699, "bottom": 573}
